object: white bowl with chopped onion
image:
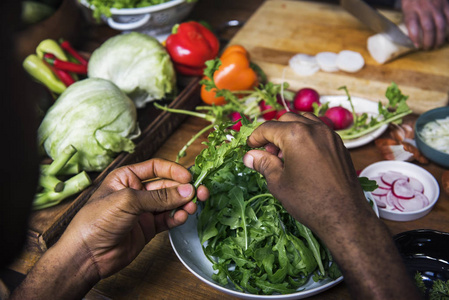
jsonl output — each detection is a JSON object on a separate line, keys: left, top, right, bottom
{"left": 359, "top": 161, "right": 440, "bottom": 221}
{"left": 415, "top": 107, "right": 449, "bottom": 168}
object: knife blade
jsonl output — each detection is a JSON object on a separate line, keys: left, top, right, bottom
{"left": 340, "top": 0, "right": 415, "bottom": 48}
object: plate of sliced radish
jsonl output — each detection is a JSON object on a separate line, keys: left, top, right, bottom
{"left": 359, "top": 161, "right": 440, "bottom": 221}
{"left": 320, "top": 95, "right": 388, "bottom": 149}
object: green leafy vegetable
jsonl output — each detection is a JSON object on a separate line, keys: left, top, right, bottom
{"left": 415, "top": 272, "right": 449, "bottom": 299}
{"left": 335, "top": 83, "right": 412, "bottom": 140}
{"left": 38, "top": 78, "right": 140, "bottom": 173}
{"left": 88, "top": 32, "right": 176, "bottom": 108}
{"left": 84, "top": 0, "right": 198, "bottom": 20}
{"left": 192, "top": 121, "right": 341, "bottom": 295}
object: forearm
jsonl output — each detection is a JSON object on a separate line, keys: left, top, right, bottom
{"left": 320, "top": 203, "right": 421, "bottom": 300}
{"left": 10, "top": 239, "right": 99, "bottom": 299}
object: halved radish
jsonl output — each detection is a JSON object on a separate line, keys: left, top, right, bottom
{"left": 336, "top": 50, "right": 365, "bottom": 73}
{"left": 316, "top": 52, "right": 339, "bottom": 72}
{"left": 392, "top": 178, "right": 415, "bottom": 199}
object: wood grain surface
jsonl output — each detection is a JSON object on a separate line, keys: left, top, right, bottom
{"left": 230, "top": 0, "right": 449, "bottom": 114}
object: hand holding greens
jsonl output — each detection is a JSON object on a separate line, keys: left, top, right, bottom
{"left": 191, "top": 119, "right": 342, "bottom": 295}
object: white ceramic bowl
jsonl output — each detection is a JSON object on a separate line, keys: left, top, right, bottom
{"left": 80, "top": 0, "right": 196, "bottom": 37}
{"left": 359, "top": 161, "right": 440, "bottom": 221}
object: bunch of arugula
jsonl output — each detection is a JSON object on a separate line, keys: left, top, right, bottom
{"left": 154, "top": 58, "right": 288, "bottom": 162}
{"left": 190, "top": 118, "right": 342, "bottom": 295}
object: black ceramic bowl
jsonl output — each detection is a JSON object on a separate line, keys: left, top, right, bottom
{"left": 394, "top": 229, "right": 449, "bottom": 295}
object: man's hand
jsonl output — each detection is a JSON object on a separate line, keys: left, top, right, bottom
{"left": 402, "top": 0, "right": 449, "bottom": 49}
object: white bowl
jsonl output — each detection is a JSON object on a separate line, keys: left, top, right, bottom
{"left": 359, "top": 161, "right": 440, "bottom": 221}
{"left": 80, "top": 0, "right": 196, "bottom": 37}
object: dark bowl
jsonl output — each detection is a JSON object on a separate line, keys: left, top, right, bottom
{"left": 415, "top": 107, "right": 449, "bottom": 168}
{"left": 394, "top": 229, "right": 449, "bottom": 296}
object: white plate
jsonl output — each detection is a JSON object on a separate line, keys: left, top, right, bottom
{"left": 320, "top": 95, "right": 388, "bottom": 149}
{"left": 359, "top": 161, "right": 440, "bottom": 221}
{"left": 169, "top": 206, "right": 343, "bottom": 299}
{"left": 169, "top": 190, "right": 379, "bottom": 299}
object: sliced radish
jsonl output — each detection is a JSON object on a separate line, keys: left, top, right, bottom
{"left": 316, "top": 52, "right": 339, "bottom": 72}
{"left": 372, "top": 195, "right": 387, "bottom": 208}
{"left": 398, "top": 192, "right": 430, "bottom": 212}
{"left": 381, "top": 171, "right": 408, "bottom": 186}
{"left": 372, "top": 186, "right": 389, "bottom": 196}
{"left": 392, "top": 178, "right": 415, "bottom": 199}
{"left": 289, "top": 54, "right": 320, "bottom": 76}
{"left": 336, "top": 50, "right": 365, "bottom": 73}
{"left": 387, "top": 191, "right": 404, "bottom": 211}
{"left": 409, "top": 177, "right": 424, "bottom": 193}
{"left": 371, "top": 176, "right": 390, "bottom": 190}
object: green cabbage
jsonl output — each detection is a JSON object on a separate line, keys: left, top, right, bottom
{"left": 38, "top": 78, "right": 140, "bottom": 173}
{"left": 88, "top": 32, "right": 176, "bottom": 108}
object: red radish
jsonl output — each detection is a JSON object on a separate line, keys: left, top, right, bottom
{"left": 276, "top": 109, "right": 288, "bottom": 119}
{"left": 293, "top": 88, "right": 320, "bottom": 112}
{"left": 324, "top": 106, "right": 353, "bottom": 130}
{"left": 409, "top": 177, "right": 424, "bottom": 193}
{"left": 319, "top": 116, "right": 334, "bottom": 129}
{"left": 398, "top": 192, "right": 429, "bottom": 212}
{"left": 259, "top": 100, "right": 277, "bottom": 120}
{"left": 392, "top": 179, "right": 415, "bottom": 199}
{"left": 381, "top": 171, "right": 408, "bottom": 186}
{"left": 229, "top": 112, "right": 243, "bottom": 131}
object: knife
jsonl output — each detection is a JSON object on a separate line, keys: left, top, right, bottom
{"left": 340, "top": 0, "right": 415, "bottom": 48}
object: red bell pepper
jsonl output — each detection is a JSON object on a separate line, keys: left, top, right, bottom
{"left": 165, "top": 21, "right": 220, "bottom": 76}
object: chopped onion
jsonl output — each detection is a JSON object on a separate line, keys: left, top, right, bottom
{"left": 289, "top": 53, "right": 319, "bottom": 76}
{"left": 419, "top": 116, "right": 449, "bottom": 154}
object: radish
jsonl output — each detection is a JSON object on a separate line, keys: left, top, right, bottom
{"left": 367, "top": 170, "right": 430, "bottom": 213}
{"left": 259, "top": 100, "right": 277, "bottom": 121}
{"left": 293, "top": 88, "right": 320, "bottom": 112}
{"left": 276, "top": 109, "right": 288, "bottom": 119}
{"left": 336, "top": 50, "right": 365, "bottom": 73}
{"left": 289, "top": 53, "right": 320, "bottom": 76}
{"left": 229, "top": 112, "right": 243, "bottom": 131}
{"left": 319, "top": 116, "right": 334, "bottom": 129}
{"left": 324, "top": 106, "right": 353, "bottom": 130}
{"left": 316, "top": 52, "right": 339, "bottom": 72}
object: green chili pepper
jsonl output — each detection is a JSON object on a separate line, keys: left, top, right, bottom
{"left": 36, "top": 39, "right": 68, "bottom": 61}
{"left": 23, "top": 54, "right": 66, "bottom": 94}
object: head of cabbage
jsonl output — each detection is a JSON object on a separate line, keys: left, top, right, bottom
{"left": 38, "top": 78, "right": 141, "bottom": 173}
{"left": 88, "top": 32, "right": 176, "bottom": 108}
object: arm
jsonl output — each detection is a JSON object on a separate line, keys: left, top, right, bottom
{"left": 242, "top": 113, "right": 421, "bottom": 300}
{"left": 10, "top": 158, "right": 209, "bottom": 299}
{"left": 401, "top": 0, "right": 449, "bottom": 49}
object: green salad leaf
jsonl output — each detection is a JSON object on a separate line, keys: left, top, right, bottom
{"left": 192, "top": 121, "right": 342, "bottom": 295}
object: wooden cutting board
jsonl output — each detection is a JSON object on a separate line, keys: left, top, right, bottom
{"left": 229, "top": 0, "right": 449, "bottom": 114}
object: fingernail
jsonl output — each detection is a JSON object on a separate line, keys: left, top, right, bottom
{"left": 243, "top": 154, "right": 254, "bottom": 169}
{"left": 177, "top": 184, "right": 193, "bottom": 198}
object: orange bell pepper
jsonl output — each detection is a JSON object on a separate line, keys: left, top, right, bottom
{"left": 201, "top": 45, "right": 258, "bottom": 105}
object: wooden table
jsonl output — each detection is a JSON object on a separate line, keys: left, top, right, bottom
{"left": 4, "top": 0, "right": 449, "bottom": 299}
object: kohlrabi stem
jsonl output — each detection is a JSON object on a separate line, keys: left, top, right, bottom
{"left": 33, "top": 171, "right": 91, "bottom": 210}
{"left": 154, "top": 102, "right": 216, "bottom": 122}
{"left": 44, "top": 144, "right": 77, "bottom": 175}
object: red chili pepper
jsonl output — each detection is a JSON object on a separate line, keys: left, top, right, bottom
{"left": 43, "top": 53, "right": 87, "bottom": 74}
{"left": 43, "top": 60, "right": 75, "bottom": 87}
{"left": 165, "top": 21, "right": 220, "bottom": 76}
{"left": 59, "top": 40, "right": 88, "bottom": 66}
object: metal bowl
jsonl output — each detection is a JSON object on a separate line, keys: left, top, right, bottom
{"left": 80, "top": 0, "right": 196, "bottom": 38}
{"left": 415, "top": 106, "right": 449, "bottom": 168}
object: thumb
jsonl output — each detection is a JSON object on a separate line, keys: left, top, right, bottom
{"left": 131, "top": 183, "right": 195, "bottom": 214}
{"left": 243, "top": 149, "right": 283, "bottom": 184}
